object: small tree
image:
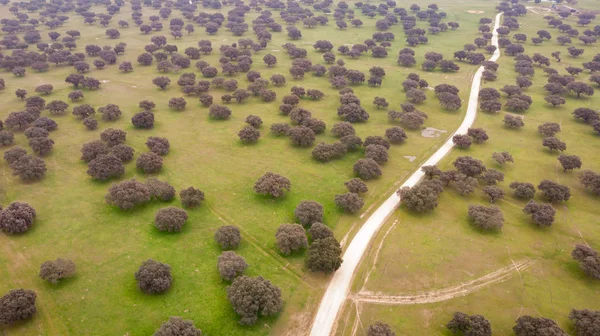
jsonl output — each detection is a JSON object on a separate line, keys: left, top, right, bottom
{"left": 155, "top": 207, "right": 188, "bottom": 232}
{"left": 513, "top": 316, "right": 566, "bottom": 336}
{"left": 295, "top": 201, "right": 324, "bottom": 226}
{"left": 335, "top": 193, "right": 364, "bottom": 213}
{"left": 146, "top": 178, "right": 176, "bottom": 201}
{"left": 105, "top": 179, "right": 151, "bottom": 210}
{"left": 468, "top": 205, "right": 504, "bottom": 230}
{"left": 275, "top": 224, "right": 308, "bottom": 255}
{"left": 538, "top": 122, "right": 561, "bottom": 137}
{"left": 134, "top": 259, "right": 172, "bottom": 294}
{"left": 87, "top": 154, "right": 124, "bottom": 180}
{"left": 179, "top": 187, "right": 204, "bottom": 208}
{"left": 367, "top": 322, "right": 396, "bottom": 336}
{"left": 100, "top": 128, "right": 127, "bottom": 147}
{"left": 136, "top": 152, "right": 163, "bottom": 173}
{"left": 39, "top": 258, "right": 76, "bottom": 284}
{"left": 238, "top": 126, "right": 260, "bottom": 143}
{"left": 538, "top": 180, "right": 570, "bottom": 202}
{"left": 509, "top": 182, "right": 536, "bottom": 199}
{"left": 254, "top": 172, "right": 291, "bottom": 198}
{"left": 398, "top": 179, "right": 443, "bottom": 213}
{"left": 0, "top": 289, "right": 37, "bottom": 325}
{"left": 558, "top": 154, "right": 582, "bottom": 172}
{"left": 569, "top": 309, "right": 600, "bottom": 336}
{"left": 226, "top": 276, "right": 283, "bottom": 325}
{"left": 154, "top": 317, "right": 202, "bottom": 336}
{"left": 218, "top": 251, "right": 248, "bottom": 282}
{"left": 0, "top": 202, "right": 37, "bottom": 234}
{"left": 10, "top": 155, "right": 47, "bottom": 181}
{"left": 446, "top": 312, "right": 492, "bottom": 336}
{"left": 308, "top": 223, "right": 334, "bottom": 241}
{"left": 215, "top": 226, "right": 241, "bottom": 250}
{"left": 306, "top": 236, "right": 343, "bottom": 273}
{"left": 523, "top": 201, "right": 556, "bottom": 226}
{"left": 146, "top": 137, "right": 170, "bottom": 156}
{"left": 131, "top": 111, "right": 155, "bottom": 128}
{"left": 579, "top": 170, "right": 600, "bottom": 195}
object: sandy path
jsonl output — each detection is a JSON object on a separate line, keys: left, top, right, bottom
{"left": 353, "top": 259, "right": 534, "bottom": 305}
{"left": 308, "top": 12, "right": 504, "bottom": 336}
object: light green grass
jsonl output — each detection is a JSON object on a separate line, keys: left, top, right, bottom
{"left": 0, "top": 0, "right": 500, "bottom": 334}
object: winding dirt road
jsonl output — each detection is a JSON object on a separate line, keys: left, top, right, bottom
{"left": 309, "top": 12, "right": 504, "bottom": 336}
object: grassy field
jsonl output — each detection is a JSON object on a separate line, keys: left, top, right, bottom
{"left": 0, "top": 0, "right": 504, "bottom": 334}
{"left": 341, "top": 2, "right": 600, "bottom": 335}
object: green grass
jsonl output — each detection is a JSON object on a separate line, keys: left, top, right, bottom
{"left": 344, "top": 2, "right": 600, "bottom": 335}
{"left": 0, "top": 0, "right": 501, "bottom": 334}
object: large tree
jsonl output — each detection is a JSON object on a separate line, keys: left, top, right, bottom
{"left": 305, "top": 236, "right": 343, "bottom": 273}
{"left": 226, "top": 276, "right": 283, "bottom": 325}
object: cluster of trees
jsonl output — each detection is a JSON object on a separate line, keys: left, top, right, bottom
{"left": 452, "top": 128, "right": 489, "bottom": 149}
{"left": 105, "top": 178, "right": 204, "bottom": 211}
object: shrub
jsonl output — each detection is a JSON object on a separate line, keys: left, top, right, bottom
{"left": 226, "top": 276, "right": 283, "bottom": 325}
{"left": 154, "top": 317, "right": 202, "bottom": 336}
{"left": 254, "top": 172, "right": 291, "bottom": 198}
{"left": 275, "top": 224, "right": 308, "bottom": 255}
{"left": 134, "top": 259, "right": 172, "bottom": 294}
{"left": 155, "top": 207, "right": 188, "bottom": 232}
{"left": 146, "top": 178, "right": 176, "bottom": 201}
{"left": 146, "top": 137, "right": 170, "bottom": 155}
{"left": 0, "top": 202, "right": 36, "bottom": 234}
{"left": 209, "top": 105, "right": 232, "bottom": 120}
{"left": 288, "top": 126, "right": 316, "bottom": 147}
{"left": 305, "top": 236, "right": 343, "bottom": 273}
{"left": 270, "top": 123, "right": 291, "bottom": 136}
{"left": 0, "top": 289, "right": 37, "bottom": 325}
{"left": 238, "top": 126, "right": 261, "bottom": 143}
{"left": 179, "top": 187, "right": 205, "bottom": 208}
{"left": 105, "top": 179, "right": 151, "bottom": 210}
{"left": 335, "top": 193, "right": 364, "bottom": 213}
{"left": 245, "top": 115, "right": 263, "bottom": 128}
{"left": 215, "top": 226, "right": 241, "bottom": 250}
{"left": 10, "top": 155, "right": 47, "bottom": 181}
{"left": 4, "top": 147, "right": 27, "bottom": 165}
{"left": 100, "top": 128, "right": 127, "bottom": 147}
{"left": 0, "top": 131, "right": 14, "bottom": 146}
{"left": 295, "top": 201, "right": 324, "bottom": 226}
{"left": 39, "top": 258, "right": 76, "bottom": 284}
{"left": 345, "top": 178, "right": 368, "bottom": 194}
{"left": 87, "top": 154, "right": 124, "bottom": 180}
{"left": 110, "top": 144, "right": 135, "bottom": 162}
{"left": 32, "top": 117, "right": 58, "bottom": 131}
{"left": 218, "top": 251, "right": 248, "bottom": 281}
{"left": 468, "top": 205, "right": 504, "bottom": 230}
{"left": 136, "top": 152, "right": 163, "bottom": 173}
{"left": 353, "top": 158, "right": 382, "bottom": 180}
{"left": 29, "top": 137, "right": 54, "bottom": 156}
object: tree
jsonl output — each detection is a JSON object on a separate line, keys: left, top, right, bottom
{"left": 331, "top": 122, "right": 355, "bottom": 138}
{"left": 154, "top": 317, "right": 202, "bottom": 336}
{"left": 295, "top": 201, "right": 324, "bottom": 226}
{"left": 119, "top": 61, "right": 133, "bottom": 73}
{"left": 542, "top": 137, "right": 566, "bottom": 152}
{"left": 254, "top": 172, "right": 291, "bottom": 198}
{"left": 135, "top": 259, "right": 172, "bottom": 294}
{"left": 39, "top": 258, "right": 76, "bottom": 284}
{"left": 155, "top": 207, "right": 188, "bottom": 232}
{"left": 537, "top": 180, "right": 571, "bottom": 202}
{"left": 385, "top": 127, "right": 407, "bottom": 144}
{"left": 0, "top": 289, "right": 37, "bottom": 325}
{"left": 453, "top": 135, "right": 472, "bottom": 149}
{"left": 353, "top": 158, "right": 382, "bottom": 180}
{"left": 10, "top": 155, "right": 47, "bottom": 181}
{"left": 572, "top": 108, "right": 599, "bottom": 124}
{"left": 98, "top": 104, "right": 122, "bottom": 121}
{"left": 483, "top": 186, "right": 505, "bottom": 203}
{"left": 468, "top": 205, "right": 503, "bottom": 230}
{"left": 0, "top": 202, "right": 37, "bottom": 234}
{"left": 35, "top": 84, "right": 53, "bottom": 96}
{"left": 558, "top": 154, "right": 582, "bottom": 172}
{"left": 523, "top": 201, "right": 556, "bottom": 227}
{"left": 569, "top": 309, "right": 600, "bottom": 336}
{"left": 146, "top": 178, "right": 176, "bottom": 202}
{"left": 453, "top": 156, "right": 486, "bottom": 177}
{"left": 100, "top": 128, "right": 127, "bottom": 147}
{"left": 68, "top": 90, "right": 84, "bottom": 102}
{"left": 579, "top": 170, "right": 600, "bottom": 195}
{"left": 105, "top": 179, "right": 151, "bottom": 210}
{"left": 270, "top": 123, "right": 291, "bottom": 136}
{"left": 367, "top": 321, "right": 396, "bottom": 336}
{"left": 335, "top": 192, "right": 364, "bottom": 213}
{"left": 455, "top": 176, "right": 478, "bottom": 196}
{"left": 337, "top": 104, "right": 370, "bottom": 123}
{"left": 306, "top": 236, "right": 343, "bottom": 273}
{"left": 153, "top": 76, "right": 171, "bottom": 90}
{"left": 513, "top": 316, "right": 566, "bottom": 336}
{"left": 406, "top": 88, "right": 426, "bottom": 104}
{"left": 87, "top": 154, "right": 124, "bottom": 180}
{"left": 72, "top": 104, "right": 95, "bottom": 119}
{"left": 288, "top": 126, "right": 316, "bottom": 147}
{"left": 132, "top": 111, "right": 155, "bottom": 128}
{"left": 503, "top": 114, "right": 525, "bottom": 129}
{"left": 218, "top": 251, "right": 248, "bottom": 282}
{"left": 275, "top": 224, "right": 308, "bottom": 255}
{"left": 398, "top": 179, "right": 443, "bottom": 213}
{"left": 446, "top": 312, "right": 492, "bottom": 336}
{"left": 136, "top": 152, "right": 163, "bottom": 174}
{"left": 146, "top": 137, "right": 170, "bottom": 156}
{"left": 238, "top": 126, "right": 260, "bottom": 143}
{"left": 438, "top": 92, "right": 462, "bottom": 110}
{"left": 215, "top": 226, "right": 241, "bottom": 250}
{"left": 567, "top": 82, "right": 594, "bottom": 98}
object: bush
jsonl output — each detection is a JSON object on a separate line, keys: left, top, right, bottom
{"left": 146, "top": 178, "right": 176, "bottom": 201}
{"left": 308, "top": 223, "right": 334, "bottom": 240}
{"left": 209, "top": 105, "right": 232, "bottom": 120}
{"left": 110, "top": 144, "right": 135, "bottom": 162}
{"left": 367, "top": 322, "right": 396, "bottom": 336}
{"left": 215, "top": 226, "right": 242, "bottom": 250}
{"left": 446, "top": 312, "right": 492, "bottom": 336}
{"left": 238, "top": 126, "right": 261, "bottom": 143}
{"left": 353, "top": 158, "right": 382, "bottom": 180}
{"left": 131, "top": 111, "right": 155, "bottom": 128}
{"left": 275, "top": 224, "right": 308, "bottom": 255}
{"left": 0, "top": 289, "right": 37, "bottom": 325}
{"left": 29, "top": 137, "right": 54, "bottom": 156}
{"left": 245, "top": 115, "right": 263, "bottom": 128}
{"left": 134, "top": 259, "right": 172, "bottom": 294}
{"left": 306, "top": 236, "right": 343, "bottom": 273}
{"left": 4, "top": 147, "right": 27, "bottom": 165}
{"left": 0, "top": 202, "right": 36, "bottom": 234}
{"left": 10, "top": 155, "right": 47, "bottom": 181}
{"left": 226, "top": 276, "right": 283, "bottom": 325}
{"left": 180, "top": 186, "right": 205, "bottom": 208}
{"left": 154, "top": 317, "right": 202, "bottom": 336}
{"left": 136, "top": 152, "right": 163, "bottom": 173}
{"left": 345, "top": 178, "right": 368, "bottom": 194}
{"left": 105, "top": 179, "right": 151, "bottom": 210}
{"left": 39, "top": 258, "right": 76, "bottom": 284}
{"left": 155, "top": 207, "right": 188, "bottom": 232}
{"left": 335, "top": 193, "right": 364, "bottom": 213}
{"left": 146, "top": 137, "right": 170, "bottom": 155}
{"left": 468, "top": 205, "right": 504, "bottom": 230}
{"left": 270, "top": 123, "right": 291, "bottom": 136}
{"left": 253, "top": 172, "right": 291, "bottom": 198}
{"left": 218, "top": 251, "right": 248, "bottom": 282}
{"left": 295, "top": 201, "right": 324, "bottom": 226}
{"left": 87, "top": 154, "right": 125, "bottom": 180}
